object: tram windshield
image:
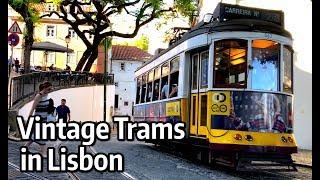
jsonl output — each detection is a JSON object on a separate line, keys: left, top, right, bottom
{"left": 211, "top": 91, "right": 293, "bottom": 133}
{"left": 251, "top": 40, "right": 280, "bottom": 91}
{"left": 214, "top": 39, "right": 247, "bottom": 88}
{"left": 283, "top": 45, "right": 293, "bottom": 93}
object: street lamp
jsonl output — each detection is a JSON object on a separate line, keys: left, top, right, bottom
{"left": 65, "top": 35, "right": 71, "bottom": 66}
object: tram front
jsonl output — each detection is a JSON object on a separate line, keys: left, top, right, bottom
{"left": 202, "top": 3, "right": 297, "bottom": 170}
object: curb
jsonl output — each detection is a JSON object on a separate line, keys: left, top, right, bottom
{"left": 294, "top": 163, "right": 312, "bottom": 168}
{"left": 8, "top": 134, "right": 21, "bottom": 141}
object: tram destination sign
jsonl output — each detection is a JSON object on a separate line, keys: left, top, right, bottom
{"left": 212, "top": 3, "right": 284, "bottom": 27}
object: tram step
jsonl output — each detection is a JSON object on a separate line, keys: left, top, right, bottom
{"left": 236, "top": 159, "right": 298, "bottom": 171}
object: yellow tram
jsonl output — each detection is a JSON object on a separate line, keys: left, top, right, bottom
{"left": 133, "top": 3, "right": 297, "bottom": 170}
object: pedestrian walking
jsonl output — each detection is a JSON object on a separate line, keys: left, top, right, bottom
{"left": 56, "top": 99, "right": 71, "bottom": 123}
{"left": 54, "top": 99, "right": 70, "bottom": 149}
{"left": 8, "top": 58, "right": 12, "bottom": 70}
{"left": 47, "top": 100, "right": 57, "bottom": 122}
{"left": 14, "top": 58, "right": 20, "bottom": 73}
{"left": 24, "top": 81, "right": 53, "bottom": 158}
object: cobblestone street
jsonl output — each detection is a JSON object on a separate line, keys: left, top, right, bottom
{"left": 7, "top": 0, "right": 313, "bottom": 179}
{"left": 8, "top": 136, "right": 312, "bottom": 180}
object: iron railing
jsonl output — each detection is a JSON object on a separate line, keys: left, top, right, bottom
{"left": 8, "top": 71, "right": 114, "bottom": 109}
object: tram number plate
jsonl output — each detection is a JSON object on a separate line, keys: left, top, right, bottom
{"left": 265, "top": 33, "right": 272, "bottom": 39}
{"left": 210, "top": 91, "right": 231, "bottom": 116}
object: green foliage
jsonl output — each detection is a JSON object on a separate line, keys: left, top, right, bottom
{"left": 28, "top": 8, "right": 40, "bottom": 23}
{"left": 100, "top": 37, "right": 113, "bottom": 50}
{"left": 50, "top": 0, "right": 63, "bottom": 5}
{"left": 174, "top": 0, "right": 197, "bottom": 21}
{"left": 113, "top": 35, "right": 149, "bottom": 51}
{"left": 145, "top": 0, "right": 163, "bottom": 10}
{"left": 11, "top": 0, "right": 24, "bottom": 8}
{"left": 9, "top": 0, "right": 42, "bottom": 23}
{"left": 134, "top": 35, "right": 149, "bottom": 51}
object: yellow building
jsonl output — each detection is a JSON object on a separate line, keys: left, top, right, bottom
{"left": 8, "top": 3, "right": 98, "bottom": 72}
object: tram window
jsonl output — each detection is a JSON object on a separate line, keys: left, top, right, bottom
{"left": 169, "top": 57, "right": 179, "bottom": 98}
{"left": 283, "top": 46, "right": 293, "bottom": 93}
{"left": 135, "top": 76, "right": 141, "bottom": 104}
{"left": 214, "top": 39, "right": 247, "bottom": 88}
{"left": 160, "top": 63, "right": 169, "bottom": 99}
{"left": 251, "top": 40, "right": 280, "bottom": 91}
{"left": 153, "top": 67, "right": 161, "bottom": 101}
{"left": 192, "top": 54, "right": 199, "bottom": 90}
{"left": 200, "top": 95, "right": 207, "bottom": 126}
{"left": 192, "top": 96, "right": 196, "bottom": 126}
{"left": 141, "top": 74, "right": 147, "bottom": 103}
{"left": 200, "top": 51, "right": 209, "bottom": 88}
{"left": 146, "top": 70, "right": 154, "bottom": 102}
{"left": 153, "top": 67, "right": 161, "bottom": 100}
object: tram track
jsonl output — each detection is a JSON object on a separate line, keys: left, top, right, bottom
{"left": 66, "top": 171, "right": 81, "bottom": 180}
{"left": 8, "top": 139, "right": 134, "bottom": 180}
{"left": 55, "top": 142, "right": 81, "bottom": 180}
{"left": 147, "top": 143, "right": 311, "bottom": 180}
{"left": 87, "top": 146, "right": 137, "bottom": 180}
{"left": 8, "top": 161, "right": 48, "bottom": 180}
{"left": 8, "top": 139, "right": 73, "bottom": 180}
{"left": 9, "top": 159, "right": 80, "bottom": 180}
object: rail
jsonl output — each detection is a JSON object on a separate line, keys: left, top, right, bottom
{"left": 8, "top": 71, "right": 114, "bottom": 109}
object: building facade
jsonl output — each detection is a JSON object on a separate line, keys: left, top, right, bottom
{"left": 98, "top": 45, "right": 151, "bottom": 117}
{"left": 8, "top": 4, "right": 98, "bottom": 72}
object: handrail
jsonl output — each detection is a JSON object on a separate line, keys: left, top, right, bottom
{"left": 8, "top": 71, "right": 114, "bottom": 109}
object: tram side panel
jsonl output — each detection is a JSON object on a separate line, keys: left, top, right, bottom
{"left": 133, "top": 52, "right": 191, "bottom": 137}
{"left": 133, "top": 99, "right": 188, "bottom": 124}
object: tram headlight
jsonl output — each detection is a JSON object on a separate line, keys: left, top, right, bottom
{"left": 245, "top": 135, "right": 253, "bottom": 141}
{"left": 234, "top": 134, "right": 242, "bottom": 140}
{"left": 288, "top": 136, "right": 294, "bottom": 143}
{"left": 281, "top": 136, "right": 287, "bottom": 143}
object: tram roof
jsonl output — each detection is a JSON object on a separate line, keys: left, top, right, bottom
{"left": 136, "top": 4, "right": 292, "bottom": 73}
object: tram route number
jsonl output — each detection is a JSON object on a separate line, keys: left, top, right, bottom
{"left": 210, "top": 91, "right": 231, "bottom": 116}
{"left": 211, "top": 104, "right": 227, "bottom": 113}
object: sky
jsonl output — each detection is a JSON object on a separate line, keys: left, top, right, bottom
{"left": 143, "top": 0, "right": 312, "bottom": 74}
{"left": 8, "top": 0, "right": 312, "bottom": 74}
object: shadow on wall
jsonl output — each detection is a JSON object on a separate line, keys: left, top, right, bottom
{"left": 293, "top": 63, "right": 312, "bottom": 150}
{"left": 18, "top": 86, "right": 116, "bottom": 123}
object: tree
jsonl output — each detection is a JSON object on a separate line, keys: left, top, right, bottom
{"left": 114, "top": 35, "right": 149, "bottom": 51}
{"left": 8, "top": 0, "right": 41, "bottom": 74}
{"left": 42, "top": 0, "right": 196, "bottom": 72}
{"left": 134, "top": 35, "right": 149, "bottom": 51}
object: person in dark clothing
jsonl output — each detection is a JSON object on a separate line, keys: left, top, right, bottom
{"left": 65, "top": 65, "right": 71, "bottom": 71}
{"left": 56, "top": 99, "right": 71, "bottom": 123}
{"left": 48, "top": 64, "right": 55, "bottom": 71}
{"left": 14, "top": 58, "right": 20, "bottom": 73}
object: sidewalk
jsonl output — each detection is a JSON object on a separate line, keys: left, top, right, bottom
{"left": 292, "top": 149, "right": 312, "bottom": 167}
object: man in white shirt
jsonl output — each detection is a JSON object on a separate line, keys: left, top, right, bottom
{"left": 161, "top": 82, "right": 169, "bottom": 99}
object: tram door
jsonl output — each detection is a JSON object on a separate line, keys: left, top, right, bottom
{"left": 190, "top": 51, "right": 209, "bottom": 137}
